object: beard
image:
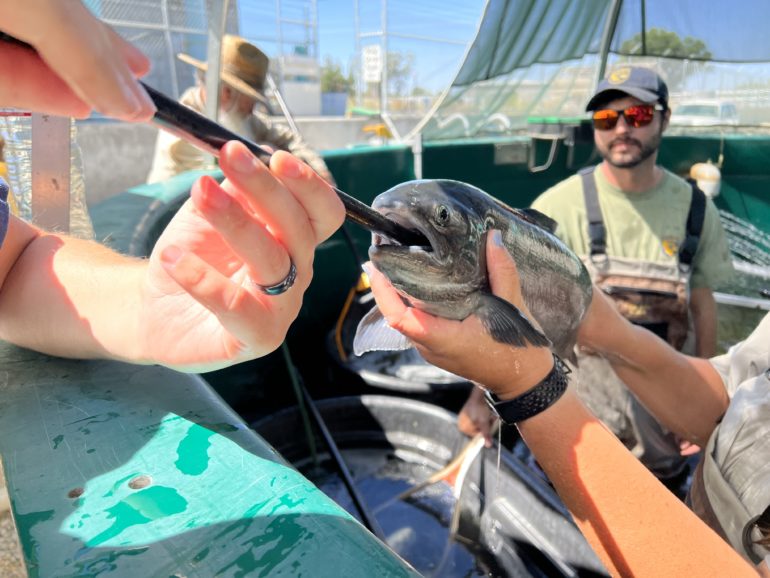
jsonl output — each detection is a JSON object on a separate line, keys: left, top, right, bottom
{"left": 219, "top": 103, "right": 252, "bottom": 138}
{"left": 599, "top": 127, "right": 663, "bottom": 169}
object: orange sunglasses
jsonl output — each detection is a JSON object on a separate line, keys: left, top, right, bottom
{"left": 592, "top": 104, "right": 664, "bottom": 130}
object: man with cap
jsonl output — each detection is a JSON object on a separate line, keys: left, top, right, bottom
{"left": 147, "top": 35, "right": 334, "bottom": 185}
{"left": 527, "top": 65, "right": 734, "bottom": 490}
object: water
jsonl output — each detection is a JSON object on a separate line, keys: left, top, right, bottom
{"left": 720, "top": 210, "right": 770, "bottom": 268}
{"left": 299, "top": 448, "right": 503, "bottom": 577}
{"left": 712, "top": 211, "right": 770, "bottom": 350}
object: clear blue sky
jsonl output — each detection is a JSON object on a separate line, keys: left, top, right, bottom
{"left": 240, "top": 0, "right": 486, "bottom": 92}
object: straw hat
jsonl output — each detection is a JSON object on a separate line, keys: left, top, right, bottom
{"left": 177, "top": 35, "right": 269, "bottom": 103}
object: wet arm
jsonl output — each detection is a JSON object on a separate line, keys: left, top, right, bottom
{"left": 690, "top": 286, "right": 718, "bottom": 358}
{"left": 578, "top": 288, "right": 728, "bottom": 446}
{"left": 518, "top": 385, "right": 756, "bottom": 577}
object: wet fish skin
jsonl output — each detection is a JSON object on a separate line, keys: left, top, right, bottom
{"left": 353, "top": 179, "right": 593, "bottom": 361}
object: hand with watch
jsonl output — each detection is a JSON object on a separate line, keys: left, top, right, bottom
{"left": 366, "top": 230, "right": 754, "bottom": 578}
{"left": 365, "top": 229, "right": 570, "bottom": 424}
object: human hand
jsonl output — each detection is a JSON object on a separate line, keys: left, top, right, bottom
{"left": 137, "top": 143, "right": 344, "bottom": 372}
{"left": 0, "top": 0, "right": 155, "bottom": 121}
{"left": 366, "top": 230, "right": 553, "bottom": 399}
{"left": 458, "top": 386, "right": 498, "bottom": 447}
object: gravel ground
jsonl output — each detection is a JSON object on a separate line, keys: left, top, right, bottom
{"left": 0, "top": 464, "right": 26, "bottom": 578}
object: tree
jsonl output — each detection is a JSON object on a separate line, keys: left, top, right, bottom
{"left": 386, "top": 52, "right": 415, "bottom": 96}
{"left": 618, "top": 28, "right": 712, "bottom": 89}
{"left": 320, "top": 57, "right": 353, "bottom": 94}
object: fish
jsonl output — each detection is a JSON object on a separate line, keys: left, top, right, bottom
{"left": 353, "top": 179, "right": 593, "bottom": 362}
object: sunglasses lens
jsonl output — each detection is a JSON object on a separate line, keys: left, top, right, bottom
{"left": 624, "top": 105, "right": 655, "bottom": 127}
{"left": 592, "top": 109, "right": 619, "bottom": 130}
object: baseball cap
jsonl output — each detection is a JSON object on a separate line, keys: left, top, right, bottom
{"left": 586, "top": 66, "right": 669, "bottom": 111}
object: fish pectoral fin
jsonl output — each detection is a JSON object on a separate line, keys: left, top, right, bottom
{"left": 353, "top": 306, "right": 413, "bottom": 356}
{"left": 476, "top": 294, "right": 551, "bottom": 349}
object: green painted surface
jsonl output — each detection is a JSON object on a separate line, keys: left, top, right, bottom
{"left": 0, "top": 344, "right": 419, "bottom": 577}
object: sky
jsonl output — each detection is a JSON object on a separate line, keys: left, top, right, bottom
{"left": 239, "top": 0, "right": 487, "bottom": 92}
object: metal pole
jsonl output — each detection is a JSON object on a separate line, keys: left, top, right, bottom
{"left": 354, "top": 0, "right": 362, "bottom": 106}
{"left": 205, "top": 0, "right": 229, "bottom": 123}
{"left": 380, "top": 0, "right": 388, "bottom": 115}
{"left": 594, "top": 0, "right": 623, "bottom": 90}
{"left": 161, "top": 0, "right": 180, "bottom": 98}
{"left": 31, "top": 115, "right": 70, "bottom": 233}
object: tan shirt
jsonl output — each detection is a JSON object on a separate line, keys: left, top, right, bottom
{"left": 147, "top": 87, "right": 331, "bottom": 184}
{"left": 531, "top": 167, "right": 734, "bottom": 289}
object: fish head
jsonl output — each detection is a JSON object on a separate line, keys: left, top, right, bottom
{"left": 368, "top": 180, "right": 493, "bottom": 316}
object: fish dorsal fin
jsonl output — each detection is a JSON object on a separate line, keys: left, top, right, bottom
{"left": 513, "top": 208, "right": 558, "bottom": 234}
{"left": 476, "top": 293, "right": 551, "bottom": 349}
{"left": 353, "top": 306, "right": 413, "bottom": 356}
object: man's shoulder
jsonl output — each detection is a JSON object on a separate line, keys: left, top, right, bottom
{"left": 531, "top": 173, "right": 584, "bottom": 212}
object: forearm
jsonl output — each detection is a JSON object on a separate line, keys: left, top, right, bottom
{"left": 0, "top": 231, "right": 145, "bottom": 362}
{"left": 690, "top": 286, "right": 718, "bottom": 358}
{"left": 518, "top": 390, "right": 756, "bottom": 577}
{"left": 580, "top": 292, "right": 728, "bottom": 445}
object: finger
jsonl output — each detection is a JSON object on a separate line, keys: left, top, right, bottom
{"left": 219, "top": 142, "right": 318, "bottom": 265}
{"left": 269, "top": 151, "right": 345, "bottom": 243}
{"left": 190, "top": 175, "right": 302, "bottom": 293}
{"left": 485, "top": 230, "right": 524, "bottom": 304}
{"left": 106, "top": 26, "right": 151, "bottom": 77}
{"left": 0, "top": 44, "right": 90, "bottom": 117}
{"left": 37, "top": 3, "right": 155, "bottom": 121}
{"left": 158, "top": 245, "right": 297, "bottom": 356}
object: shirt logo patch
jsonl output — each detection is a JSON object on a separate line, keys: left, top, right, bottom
{"left": 661, "top": 237, "right": 679, "bottom": 257}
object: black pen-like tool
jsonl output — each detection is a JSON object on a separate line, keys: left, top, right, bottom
{"left": 0, "top": 30, "right": 427, "bottom": 246}
{"left": 141, "top": 83, "right": 427, "bottom": 246}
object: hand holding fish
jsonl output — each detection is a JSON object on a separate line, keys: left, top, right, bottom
{"left": 134, "top": 144, "right": 344, "bottom": 372}
{"left": 0, "top": 0, "right": 155, "bottom": 121}
{"left": 367, "top": 231, "right": 555, "bottom": 399}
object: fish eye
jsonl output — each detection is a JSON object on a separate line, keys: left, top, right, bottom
{"left": 434, "top": 204, "right": 451, "bottom": 226}
{"left": 484, "top": 216, "right": 495, "bottom": 230}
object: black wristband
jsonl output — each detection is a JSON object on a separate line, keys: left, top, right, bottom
{"left": 484, "top": 354, "right": 570, "bottom": 424}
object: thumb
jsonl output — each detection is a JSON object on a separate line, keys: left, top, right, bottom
{"left": 486, "top": 230, "right": 524, "bottom": 305}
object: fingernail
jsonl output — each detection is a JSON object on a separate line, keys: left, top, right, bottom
{"left": 492, "top": 230, "right": 504, "bottom": 246}
{"left": 361, "top": 261, "right": 374, "bottom": 277}
{"left": 230, "top": 145, "right": 259, "bottom": 173}
{"left": 160, "top": 245, "right": 183, "bottom": 267}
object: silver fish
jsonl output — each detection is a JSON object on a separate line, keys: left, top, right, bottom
{"left": 354, "top": 179, "right": 593, "bottom": 362}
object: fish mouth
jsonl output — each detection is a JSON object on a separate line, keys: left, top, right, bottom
{"left": 372, "top": 212, "right": 435, "bottom": 254}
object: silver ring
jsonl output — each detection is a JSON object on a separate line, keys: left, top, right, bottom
{"left": 252, "top": 260, "right": 297, "bottom": 296}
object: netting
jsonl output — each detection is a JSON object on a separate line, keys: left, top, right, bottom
{"left": 87, "top": 0, "right": 240, "bottom": 100}
{"left": 417, "top": 0, "right": 770, "bottom": 140}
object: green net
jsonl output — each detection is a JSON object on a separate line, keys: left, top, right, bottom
{"left": 415, "top": 0, "right": 770, "bottom": 141}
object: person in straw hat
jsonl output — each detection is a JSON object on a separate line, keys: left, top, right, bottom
{"left": 147, "top": 35, "right": 334, "bottom": 185}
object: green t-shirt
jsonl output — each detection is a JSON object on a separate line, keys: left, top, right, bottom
{"left": 531, "top": 166, "right": 733, "bottom": 289}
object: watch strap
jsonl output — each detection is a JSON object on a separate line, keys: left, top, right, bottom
{"left": 484, "top": 354, "right": 570, "bottom": 424}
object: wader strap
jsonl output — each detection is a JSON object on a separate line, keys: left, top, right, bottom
{"left": 679, "top": 180, "right": 707, "bottom": 270}
{"left": 579, "top": 166, "right": 605, "bottom": 257}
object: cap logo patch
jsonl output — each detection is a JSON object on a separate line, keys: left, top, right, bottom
{"left": 608, "top": 67, "right": 631, "bottom": 85}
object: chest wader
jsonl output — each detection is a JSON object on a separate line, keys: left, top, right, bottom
{"left": 579, "top": 166, "right": 707, "bottom": 351}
